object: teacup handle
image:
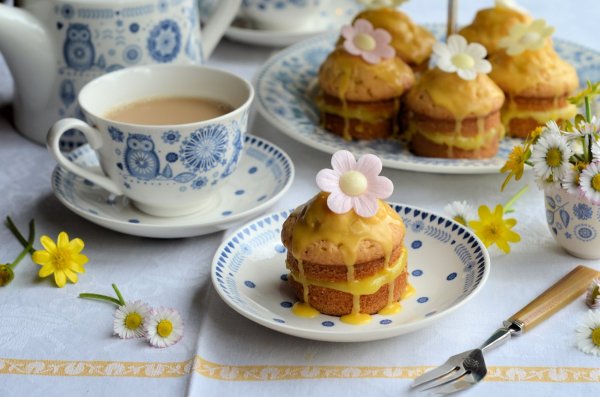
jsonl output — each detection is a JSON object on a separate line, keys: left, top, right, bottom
{"left": 47, "top": 118, "right": 123, "bottom": 196}
{"left": 201, "top": 0, "right": 241, "bottom": 58}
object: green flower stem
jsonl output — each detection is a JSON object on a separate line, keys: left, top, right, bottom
{"left": 504, "top": 185, "right": 529, "bottom": 214}
{"left": 9, "top": 242, "right": 33, "bottom": 270}
{"left": 111, "top": 284, "right": 126, "bottom": 306}
{"left": 78, "top": 293, "right": 122, "bottom": 306}
{"left": 5, "top": 217, "right": 35, "bottom": 254}
{"left": 585, "top": 96, "right": 592, "bottom": 123}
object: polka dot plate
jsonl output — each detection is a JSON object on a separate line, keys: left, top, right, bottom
{"left": 211, "top": 204, "right": 491, "bottom": 342}
{"left": 51, "top": 134, "right": 294, "bottom": 238}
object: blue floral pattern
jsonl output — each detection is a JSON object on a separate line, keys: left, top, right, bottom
{"left": 179, "top": 125, "right": 229, "bottom": 172}
{"left": 162, "top": 130, "right": 181, "bottom": 144}
{"left": 147, "top": 19, "right": 181, "bottom": 63}
{"left": 108, "top": 126, "right": 124, "bottom": 142}
{"left": 573, "top": 203, "right": 593, "bottom": 220}
{"left": 191, "top": 177, "right": 208, "bottom": 190}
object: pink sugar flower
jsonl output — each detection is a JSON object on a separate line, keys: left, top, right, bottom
{"left": 341, "top": 19, "right": 395, "bottom": 64}
{"left": 316, "top": 150, "right": 393, "bottom": 217}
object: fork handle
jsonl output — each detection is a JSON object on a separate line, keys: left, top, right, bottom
{"left": 505, "top": 265, "right": 599, "bottom": 333}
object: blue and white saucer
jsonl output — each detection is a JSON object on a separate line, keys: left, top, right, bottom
{"left": 255, "top": 25, "right": 600, "bottom": 174}
{"left": 211, "top": 204, "right": 490, "bottom": 342}
{"left": 51, "top": 134, "right": 294, "bottom": 238}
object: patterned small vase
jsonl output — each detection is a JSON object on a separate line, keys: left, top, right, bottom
{"left": 544, "top": 185, "right": 600, "bottom": 259}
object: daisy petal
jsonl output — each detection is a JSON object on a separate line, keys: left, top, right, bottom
{"left": 457, "top": 68, "right": 477, "bottom": 80}
{"left": 316, "top": 169, "right": 341, "bottom": 192}
{"left": 368, "top": 176, "right": 393, "bottom": 198}
{"left": 356, "top": 154, "right": 382, "bottom": 178}
{"left": 352, "top": 195, "right": 379, "bottom": 217}
{"left": 331, "top": 150, "right": 356, "bottom": 173}
{"left": 327, "top": 191, "right": 353, "bottom": 214}
{"left": 362, "top": 52, "right": 381, "bottom": 64}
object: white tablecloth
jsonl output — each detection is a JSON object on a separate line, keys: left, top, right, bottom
{"left": 1, "top": 1, "right": 599, "bottom": 396}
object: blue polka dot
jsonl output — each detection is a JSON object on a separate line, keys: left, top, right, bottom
{"left": 129, "top": 23, "right": 139, "bottom": 33}
{"left": 166, "top": 152, "right": 178, "bottom": 162}
{"left": 275, "top": 244, "right": 286, "bottom": 253}
{"left": 417, "top": 297, "right": 429, "bottom": 303}
{"left": 411, "top": 240, "right": 423, "bottom": 249}
{"left": 248, "top": 166, "right": 257, "bottom": 174}
{"left": 244, "top": 280, "right": 255, "bottom": 288}
{"left": 322, "top": 321, "right": 334, "bottom": 327}
{"left": 257, "top": 195, "right": 267, "bottom": 202}
{"left": 412, "top": 269, "right": 423, "bottom": 277}
{"left": 447, "top": 272, "right": 457, "bottom": 281}
{"left": 273, "top": 318, "right": 285, "bottom": 323}
{"left": 280, "top": 301, "right": 293, "bottom": 308}
{"left": 380, "top": 319, "right": 392, "bottom": 325}
{"left": 235, "top": 189, "right": 245, "bottom": 195}
{"left": 128, "top": 219, "right": 140, "bottom": 223}
{"left": 280, "top": 274, "right": 288, "bottom": 281}
{"left": 222, "top": 211, "right": 232, "bottom": 216}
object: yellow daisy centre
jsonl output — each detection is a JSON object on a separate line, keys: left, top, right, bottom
{"left": 157, "top": 319, "right": 173, "bottom": 337}
{"left": 592, "top": 174, "right": 600, "bottom": 192}
{"left": 124, "top": 312, "right": 143, "bottom": 330}
{"left": 339, "top": 171, "right": 368, "bottom": 196}
{"left": 591, "top": 327, "right": 600, "bottom": 346}
{"left": 519, "top": 31, "right": 540, "bottom": 46}
{"left": 354, "top": 33, "right": 376, "bottom": 52}
{"left": 546, "top": 147, "right": 563, "bottom": 167}
{"left": 53, "top": 251, "right": 71, "bottom": 270}
{"left": 451, "top": 53, "right": 475, "bottom": 69}
{"left": 453, "top": 215, "right": 467, "bottom": 226}
{"left": 485, "top": 223, "right": 501, "bottom": 239}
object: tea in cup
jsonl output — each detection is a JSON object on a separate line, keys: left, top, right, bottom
{"left": 47, "top": 65, "right": 253, "bottom": 217}
{"left": 241, "top": 0, "right": 322, "bottom": 30}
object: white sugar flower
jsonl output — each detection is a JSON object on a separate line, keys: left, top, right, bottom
{"left": 495, "top": 0, "right": 526, "bottom": 12}
{"left": 432, "top": 35, "right": 491, "bottom": 81}
{"left": 531, "top": 131, "right": 572, "bottom": 182}
{"left": 579, "top": 162, "right": 600, "bottom": 205}
{"left": 498, "top": 19, "right": 554, "bottom": 56}
{"left": 444, "top": 201, "right": 474, "bottom": 226}
{"left": 561, "top": 167, "right": 582, "bottom": 195}
{"left": 358, "top": 0, "right": 408, "bottom": 9}
{"left": 575, "top": 310, "right": 600, "bottom": 356}
{"left": 586, "top": 279, "right": 600, "bottom": 309}
{"left": 113, "top": 300, "right": 151, "bottom": 339}
{"left": 145, "top": 307, "right": 184, "bottom": 348}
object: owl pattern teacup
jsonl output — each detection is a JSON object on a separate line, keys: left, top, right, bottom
{"left": 241, "top": 0, "right": 321, "bottom": 30}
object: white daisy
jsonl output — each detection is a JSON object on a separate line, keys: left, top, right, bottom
{"left": 579, "top": 162, "right": 600, "bottom": 204}
{"left": 577, "top": 116, "right": 600, "bottom": 137}
{"left": 575, "top": 310, "right": 600, "bottom": 356}
{"left": 432, "top": 34, "right": 491, "bottom": 81}
{"left": 536, "top": 175, "right": 560, "bottom": 190}
{"left": 498, "top": 19, "right": 554, "bottom": 56}
{"left": 531, "top": 132, "right": 572, "bottom": 182}
{"left": 561, "top": 166, "right": 582, "bottom": 195}
{"left": 444, "top": 201, "right": 474, "bottom": 226}
{"left": 145, "top": 307, "right": 184, "bottom": 348}
{"left": 592, "top": 141, "right": 600, "bottom": 161}
{"left": 113, "top": 300, "right": 151, "bottom": 339}
{"left": 586, "top": 279, "right": 600, "bottom": 309}
{"left": 544, "top": 120, "right": 563, "bottom": 136}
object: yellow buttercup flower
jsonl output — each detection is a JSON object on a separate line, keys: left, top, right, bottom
{"left": 32, "top": 232, "right": 88, "bottom": 288}
{"left": 500, "top": 145, "right": 529, "bottom": 191}
{"left": 569, "top": 81, "right": 600, "bottom": 106}
{"left": 469, "top": 205, "right": 521, "bottom": 253}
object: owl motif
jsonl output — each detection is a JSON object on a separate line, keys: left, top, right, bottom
{"left": 124, "top": 134, "right": 160, "bottom": 180}
{"left": 64, "top": 24, "right": 95, "bottom": 71}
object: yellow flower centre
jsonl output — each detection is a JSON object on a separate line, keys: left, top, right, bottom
{"left": 486, "top": 224, "right": 500, "bottom": 239}
{"left": 53, "top": 251, "right": 71, "bottom": 270}
{"left": 451, "top": 53, "right": 475, "bottom": 69}
{"left": 592, "top": 174, "right": 600, "bottom": 192}
{"left": 124, "top": 312, "right": 143, "bottom": 330}
{"left": 519, "top": 31, "right": 540, "bottom": 46}
{"left": 546, "top": 147, "right": 563, "bottom": 168}
{"left": 157, "top": 319, "right": 173, "bottom": 337}
{"left": 339, "top": 171, "right": 368, "bottom": 196}
{"left": 353, "top": 33, "right": 376, "bottom": 52}
{"left": 591, "top": 327, "right": 600, "bottom": 346}
{"left": 453, "top": 215, "right": 467, "bottom": 226}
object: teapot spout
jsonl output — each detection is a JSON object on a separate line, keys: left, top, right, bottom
{"left": 0, "top": 4, "right": 55, "bottom": 112}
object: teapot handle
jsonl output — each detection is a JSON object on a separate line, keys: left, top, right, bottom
{"left": 201, "top": 0, "right": 241, "bottom": 58}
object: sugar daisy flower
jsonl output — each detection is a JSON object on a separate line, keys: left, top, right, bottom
{"left": 498, "top": 19, "right": 554, "bottom": 56}
{"left": 495, "top": 0, "right": 526, "bottom": 12}
{"left": 316, "top": 150, "right": 393, "bottom": 218}
{"left": 341, "top": 19, "right": 395, "bottom": 64}
{"left": 469, "top": 204, "right": 521, "bottom": 254}
{"left": 575, "top": 310, "right": 600, "bottom": 356}
{"left": 145, "top": 307, "right": 184, "bottom": 348}
{"left": 432, "top": 34, "right": 491, "bottom": 81}
{"left": 32, "top": 231, "right": 88, "bottom": 288}
{"left": 358, "top": 0, "right": 408, "bottom": 9}
{"left": 579, "top": 162, "right": 600, "bottom": 204}
{"left": 530, "top": 131, "right": 572, "bottom": 182}
{"left": 444, "top": 201, "right": 474, "bottom": 226}
{"left": 114, "top": 300, "right": 151, "bottom": 339}
{"left": 586, "top": 279, "right": 600, "bottom": 310}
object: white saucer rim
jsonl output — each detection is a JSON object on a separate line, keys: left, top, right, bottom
{"left": 210, "top": 203, "right": 491, "bottom": 342}
{"left": 51, "top": 134, "right": 295, "bottom": 234}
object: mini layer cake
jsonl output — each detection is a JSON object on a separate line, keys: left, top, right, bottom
{"left": 458, "top": 1, "right": 531, "bottom": 55}
{"left": 317, "top": 19, "right": 414, "bottom": 140}
{"left": 405, "top": 35, "right": 505, "bottom": 159}
{"left": 281, "top": 151, "right": 408, "bottom": 325}
{"left": 489, "top": 20, "right": 578, "bottom": 138}
{"left": 351, "top": 7, "right": 435, "bottom": 71}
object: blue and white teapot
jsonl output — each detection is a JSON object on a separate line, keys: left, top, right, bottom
{"left": 0, "top": 0, "right": 240, "bottom": 145}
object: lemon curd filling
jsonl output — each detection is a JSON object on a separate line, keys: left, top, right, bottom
{"left": 501, "top": 101, "right": 577, "bottom": 127}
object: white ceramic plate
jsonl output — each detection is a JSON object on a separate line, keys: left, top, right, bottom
{"left": 211, "top": 203, "right": 490, "bottom": 342}
{"left": 255, "top": 25, "right": 600, "bottom": 174}
{"left": 51, "top": 134, "right": 294, "bottom": 238}
{"left": 224, "top": 0, "right": 359, "bottom": 47}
